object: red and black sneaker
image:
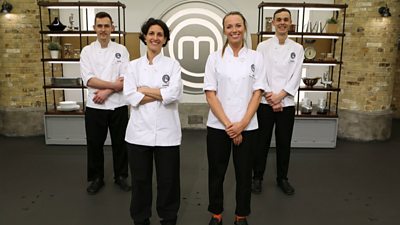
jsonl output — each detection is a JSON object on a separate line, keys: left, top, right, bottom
{"left": 234, "top": 216, "right": 248, "bottom": 225}
{"left": 209, "top": 214, "right": 222, "bottom": 225}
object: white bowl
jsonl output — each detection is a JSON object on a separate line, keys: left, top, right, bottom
{"left": 57, "top": 105, "right": 80, "bottom": 111}
{"left": 59, "top": 101, "right": 77, "bottom": 106}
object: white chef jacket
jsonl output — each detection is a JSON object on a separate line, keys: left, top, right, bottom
{"left": 124, "top": 53, "right": 182, "bottom": 146}
{"left": 203, "top": 46, "right": 266, "bottom": 131}
{"left": 80, "top": 40, "right": 130, "bottom": 109}
{"left": 256, "top": 36, "right": 304, "bottom": 107}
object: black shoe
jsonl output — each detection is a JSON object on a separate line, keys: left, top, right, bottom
{"left": 234, "top": 217, "right": 248, "bottom": 225}
{"left": 86, "top": 178, "right": 104, "bottom": 195}
{"left": 277, "top": 179, "right": 295, "bottom": 195}
{"left": 209, "top": 217, "right": 222, "bottom": 225}
{"left": 134, "top": 218, "right": 150, "bottom": 225}
{"left": 251, "top": 178, "right": 262, "bottom": 194}
{"left": 115, "top": 176, "right": 131, "bottom": 192}
{"left": 160, "top": 217, "right": 177, "bottom": 225}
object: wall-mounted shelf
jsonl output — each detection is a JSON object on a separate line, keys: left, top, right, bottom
{"left": 257, "top": 2, "right": 347, "bottom": 147}
{"left": 257, "top": 1, "right": 347, "bottom": 118}
{"left": 38, "top": 1, "right": 126, "bottom": 144}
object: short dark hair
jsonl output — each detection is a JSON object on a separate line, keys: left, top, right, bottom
{"left": 273, "top": 8, "right": 292, "bottom": 19}
{"left": 94, "top": 12, "right": 113, "bottom": 24}
{"left": 139, "top": 18, "right": 170, "bottom": 47}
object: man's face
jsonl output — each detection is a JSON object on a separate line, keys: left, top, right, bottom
{"left": 272, "top": 11, "right": 291, "bottom": 35}
{"left": 93, "top": 17, "right": 114, "bottom": 42}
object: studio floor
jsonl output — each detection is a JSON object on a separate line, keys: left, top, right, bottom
{"left": 1, "top": 120, "right": 399, "bottom": 225}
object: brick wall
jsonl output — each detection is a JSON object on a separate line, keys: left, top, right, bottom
{"left": 0, "top": 0, "right": 44, "bottom": 109}
{"left": 392, "top": 41, "right": 400, "bottom": 118}
{"left": 335, "top": 0, "right": 400, "bottom": 115}
{"left": 0, "top": 0, "right": 58, "bottom": 136}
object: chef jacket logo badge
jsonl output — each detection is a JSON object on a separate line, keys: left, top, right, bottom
{"left": 162, "top": 74, "right": 170, "bottom": 86}
{"left": 249, "top": 64, "right": 256, "bottom": 79}
{"left": 115, "top": 53, "right": 121, "bottom": 59}
{"left": 290, "top": 52, "right": 296, "bottom": 59}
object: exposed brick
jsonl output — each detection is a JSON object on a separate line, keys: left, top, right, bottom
{"left": 335, "top": 0, "right": 400, "bottom": 115}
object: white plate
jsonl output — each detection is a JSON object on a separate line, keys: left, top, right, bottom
{"left": 59, "top": 101, "right": 77, "bottom": 106}
{"left": 57, "top": 105, "right": 80, "bottom": 111}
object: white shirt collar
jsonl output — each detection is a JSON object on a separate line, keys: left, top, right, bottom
{"left": 145, "top": 51, "right": 163, "bottom": 65}
{"left": 272, "top": 35, "right": 290, "bottom": 45}
{"left": 94, "top": 39, "right": 112, "bottom": 48}
{"left": 225, "top": 44, "right": 248, "bottom": 57}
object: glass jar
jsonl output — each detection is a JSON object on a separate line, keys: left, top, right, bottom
{"left": 265, "top": 17, "right": 272, "bottom": 32}
{"left": 73, "top": 49, "right": 80, "bottom": 58}
{"left": 63, "top": 43, "right": 73, "bottom": 59}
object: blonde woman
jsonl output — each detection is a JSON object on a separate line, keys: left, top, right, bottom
{"left": 204, "top": 11, "right": 265, "bottom": 225}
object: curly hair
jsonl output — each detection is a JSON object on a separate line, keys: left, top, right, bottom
{"left": 139, "top": 18, "right": 170, "bottom": 47}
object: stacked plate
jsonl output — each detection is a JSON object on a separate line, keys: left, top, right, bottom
{"left": 57, "top": 101, "right": 80, "bottom": 111}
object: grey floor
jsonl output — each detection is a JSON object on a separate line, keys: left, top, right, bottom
{"left": 1, "top": 120, "right": 399, "bottom": 225}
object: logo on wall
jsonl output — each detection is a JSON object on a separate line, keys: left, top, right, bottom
{"left": 161, "top": 2, "right": 226, "bottom": 94}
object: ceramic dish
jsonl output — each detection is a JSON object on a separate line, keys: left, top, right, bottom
{"left": 57, "top": 105, "right": 80, "bottom": 111}
{"left": 59, "top": 101, "right": 77, "bottom": 106}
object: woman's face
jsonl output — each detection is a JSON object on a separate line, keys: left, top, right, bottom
{"left": 145, "top": 24, "right": 166, "bottom": 53}
{"left": 223, "top": 14, "right": 246, "bottom": 46}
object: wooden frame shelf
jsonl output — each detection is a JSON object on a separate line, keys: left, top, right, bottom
{"left": 303, "top": 59, "right": 342, "bottom": 64}
{"left": 45, "top": 109, "right": 85, "bottom": 115}
{"left": 299, "top": 86, "right": 340, "bottom": 91}
{"left": 41, "top": 58, "right": 80, "bottom": 62}
{"left": 43, "top": 85, "right": 86, "bottom": 89}
{"left": 38, "top": 1, "right": 127, "bottom": 144}
{"left": 38, "top": 1, "right": 126, "bottom": 8}
{"left": 259, "top": 31, "right": 345, "bottom": 37}
{"left": 258, "top": 2, "right": 347, "bottom": 9}
{"left": 40, "top": 31, "right": 126, "bottom": 36}
{"left": 257, "top": 2, "right": 347, "bottom": 119}
{"left": 296, "top": 111, "right": 338, "bottom": 118}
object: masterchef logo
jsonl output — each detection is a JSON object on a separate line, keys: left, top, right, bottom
{"left": 161, "top": 2, "right": 226, "bottom": 94}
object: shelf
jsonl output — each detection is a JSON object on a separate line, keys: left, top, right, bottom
{"left": 45, "top": 109, "right": 85, "bottom": 115}
{"left": 299, "top": 86, "right": 340, "bottom": 92}
{"left": 259, "top": 31, "right": 344, "bottom": 39}
{"left": 43, "top": 85, "right": 85, "bottom": 89}
{"left": 296, "top": 110, "right": 338, "bottom": 118}
{"left": 42, "top": 58, "right": 80, "bottom": 63}
{"left": 40, "top": 31, "right": 126, "bottom": 37}
{"left": 303, "top": 60, "right": 342, "bottom": 66}
{"left": 257, "top": 2, "right": 346, "bottom": 147}
{"left": 258, "top": 2, "right": 347, "bottom": 10}
{"left": 38, "top": 1, "right": 126, "bottom": 9}
{"left": 39, "top": 1, "right": 126, "bottom": 145}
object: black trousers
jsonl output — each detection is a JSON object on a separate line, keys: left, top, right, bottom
{"left": 85, "top": 106, "right": 129, "bottom": 181}
{"left": 252, "top": 104, "right": 295, "bottom": 181}
{"left": 127, "top": 143, "right": 180, "bottom": 224}
{"left": 207, "top": 127, "right": 257, "bottom": 217}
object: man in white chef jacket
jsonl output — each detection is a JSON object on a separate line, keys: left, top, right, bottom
{"left": 80, "top": 12, "right": 131, "bottom": 195}
{"left": 252, "top": 8, "right": 304, "bottom": 195}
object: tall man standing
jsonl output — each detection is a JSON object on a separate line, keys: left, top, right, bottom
{"left": 252, "top": 8, "right": 304, "bottom": 195}
{"left": 80, "top": 12, "right": 131, "bottom": 195}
